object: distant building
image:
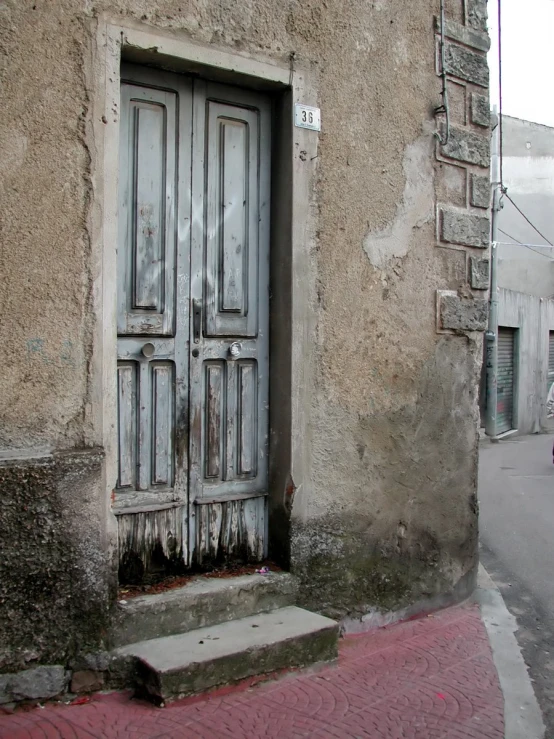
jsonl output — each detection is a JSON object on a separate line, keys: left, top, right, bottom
{"left": 486, "top": 116, "right": 554, "bottom": 435}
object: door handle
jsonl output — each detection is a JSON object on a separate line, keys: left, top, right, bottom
{"left": 229, "top": 342, "right": 242, "bottom": 358}
{"left": 192, "top": 298, "right": 202, "bottom": 344}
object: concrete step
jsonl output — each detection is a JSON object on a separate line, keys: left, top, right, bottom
{"left": 110, "top": 572, "right": 298, "bottom": 648}
{"left": 115, "top": 606, "right": 339, "bottom": 703}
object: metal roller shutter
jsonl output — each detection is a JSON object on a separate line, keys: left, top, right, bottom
{"left": 497, "top": 327, "right": 515, "bottom": 434}
{"left": 548, "top": 331, "right": 554, "bottom": 393}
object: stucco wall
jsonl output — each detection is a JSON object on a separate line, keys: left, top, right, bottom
{"left": 498, "top": 246, "right": 554, "bottom": 299}
{"left": 0, "top": 0, "right": 489, "bottom": 670}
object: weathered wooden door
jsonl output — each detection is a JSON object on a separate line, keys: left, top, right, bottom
{"left": 115, "top": 65, "right": 270, "bottom": 582}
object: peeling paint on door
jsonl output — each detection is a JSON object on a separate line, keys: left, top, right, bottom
{"left": 115, "top": 66, "right": 270, "bottom": 582}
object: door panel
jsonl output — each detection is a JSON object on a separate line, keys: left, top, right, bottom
{"left": 118, "top": 505, "right": 187, "bottom": 582}
{"left": 237, "top": 360, "right": 258, "bottom": 477}
{"left": 117, "top": 84, "right": 178, "bottom": 337}
{"left": 204, "top": 101, "right": 261, "bottom": 338}
{"left": 151, "top": 362, "right": 175, "bottom": 486}
{"left": 116, "top": 362, "right": 138, "bottom": 489}
{"left": 195, "top": 497, "right": 265, "bottom": 566}
{"left": 189, "top": 81, "right": 270, "bottom": 512}
{"left": 204, "top": 361, "right": 225, "bottom": 479}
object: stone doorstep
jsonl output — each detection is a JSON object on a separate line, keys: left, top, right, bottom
{"left": 111, "top": 572, "right": 299, "bottom": 649}
{"left": 115, "top": 606, "right": 339, "bottom": 703}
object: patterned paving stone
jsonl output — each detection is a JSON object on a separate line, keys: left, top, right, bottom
{"left": 0, "top": 603, "right": 504, "bottom": 738}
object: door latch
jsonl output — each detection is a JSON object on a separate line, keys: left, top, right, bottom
{"left": 192, "top": 299, "right": 202, "bottom": 344}
{"left": 141, "top": 342, "right": 155, "bottom": 358}
{"left": 229, "top": 342, "right": 242, "bottom": 359}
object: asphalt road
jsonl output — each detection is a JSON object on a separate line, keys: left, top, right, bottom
{"left": 479, "top": 433, "right": 554, "bottom": 736}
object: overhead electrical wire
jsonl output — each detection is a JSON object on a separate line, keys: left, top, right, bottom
{"left": 497, "top": 228, "right": 554, "bottom": 259}
{"left": 494, "top": 1, "right": 553, "bottom": 250}
{"left": 503, "top": 193, "right": 553, "bottom": 246}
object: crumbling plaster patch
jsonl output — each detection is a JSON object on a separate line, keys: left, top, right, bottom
{"left": 363, "top": 129, "right": 435, "bottom": 271}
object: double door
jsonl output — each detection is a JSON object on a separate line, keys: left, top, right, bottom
{"left": 114, "top": 65, "right": 270, "bottom": 582}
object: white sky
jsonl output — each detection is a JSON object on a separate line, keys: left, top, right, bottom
{"left": 488, "top": 0, "right": 554, "bottom": 127}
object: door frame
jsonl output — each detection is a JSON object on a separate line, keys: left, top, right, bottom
{"left": 88, "top": 17, "right": 320, "bottom": 573}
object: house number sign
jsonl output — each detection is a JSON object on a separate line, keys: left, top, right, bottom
{"left": 294, "top": 104, "right": 321, "bottom": 131}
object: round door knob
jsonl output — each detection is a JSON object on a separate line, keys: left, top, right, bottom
{"left": 142, "top": 342, "right": 155, "bottom": 358}
{"left": 229, "top": 342, "right": 242, "bottom": 358}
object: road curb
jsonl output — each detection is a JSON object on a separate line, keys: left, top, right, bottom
{"left": 474, "top": 564, "right": 545, "bottom": 739}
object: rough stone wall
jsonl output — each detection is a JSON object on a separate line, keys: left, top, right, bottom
{"left": 0, "top": 0, "right": 490, "bottom": 670}
{"left": 0, "top": 451, "right": 112, "bottom": 674}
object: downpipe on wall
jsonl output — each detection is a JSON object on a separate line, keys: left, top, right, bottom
{"left": 485, "top": 112, "right": 502, "bottom": 437}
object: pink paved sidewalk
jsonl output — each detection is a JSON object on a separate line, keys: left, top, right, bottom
{"left": 0, "top": 601, "right": 504, "bottom": 738}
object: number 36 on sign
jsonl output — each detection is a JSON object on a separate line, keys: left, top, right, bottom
{"left": 294, "top": 104, "right": 321, "bottom": 131}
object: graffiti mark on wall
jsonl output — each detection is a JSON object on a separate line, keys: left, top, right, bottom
{"left": 26, "top": 338, "right": 79, "bottom": 368}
